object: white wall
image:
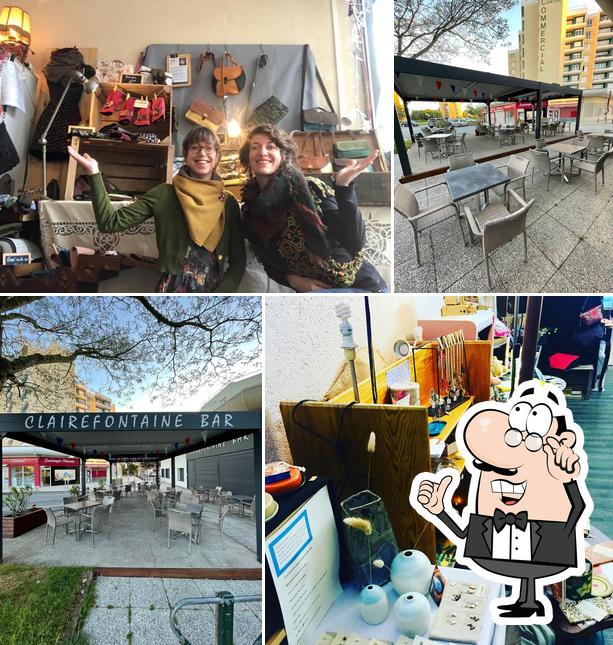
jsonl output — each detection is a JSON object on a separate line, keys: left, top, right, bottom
{"left": 159, "top": 454, "right": 187, "bottom": 489}
{"left": 265, "top": 295, "right": 446, "bottom": 460}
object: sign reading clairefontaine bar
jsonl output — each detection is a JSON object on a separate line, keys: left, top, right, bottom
{"left": 0, "top": 411, "right": 260, "bottom": 433}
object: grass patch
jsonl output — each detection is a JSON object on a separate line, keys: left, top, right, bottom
{"left": 0, "top": 564, "right": 93, "bottom": 645}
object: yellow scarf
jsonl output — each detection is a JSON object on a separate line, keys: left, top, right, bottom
{"left": 173, "top": 174, "right": 226, "bottom": 252}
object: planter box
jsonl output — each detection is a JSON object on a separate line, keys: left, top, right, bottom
{"left": 2, "top": 508, "right": 46, "bottom": 538}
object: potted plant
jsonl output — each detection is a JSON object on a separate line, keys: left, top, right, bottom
{"left": 68, "top": 484, "right": 80, "bottom": 498}
{"left": 2, "top": 485, "right": 47, "bottom": 538}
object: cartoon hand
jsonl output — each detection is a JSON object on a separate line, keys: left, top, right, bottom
{"left": 544, "top": 436, "right": 581, "bottom": 482}
{"left": 416, "top": 474, "right": 453, "bottom": 515}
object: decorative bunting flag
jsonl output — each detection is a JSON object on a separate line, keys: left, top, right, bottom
{"left": 451, "top": 84, "right": 456, "bottom": 93}
{"left": 174, "top": 442, "right": 179, "bottom": 450}
{"left": 56, "top": 437, "right": 63, "bottom": 447}
{"left": 435, "top": 80, "right": 442, "bottom": 90}
{"left": 473, "top": 90, "right": 478, "bottom": 97}
{"left": 70, "top": 441, "right": 76, "bottom": 450}
{"left": 185, "top": 437, "right": 190, "bottom": 447}
{"left": 93, "top": 449, "right": 97, "bottom": 456}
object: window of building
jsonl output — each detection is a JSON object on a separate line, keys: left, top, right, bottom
{"left": 178, "top": 467, "right": 185, "bottom": 482}
{"left": 587, "top": 19, "right": 593, "bottom": 27}
{"left": 568, "top": 64, "right": 580, "bottom": 70}
{"left": 11, "top": 466, "right": 34, "bottom": 487}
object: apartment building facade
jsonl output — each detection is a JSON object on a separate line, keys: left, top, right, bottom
{"left": 75, "top": 383, "right": 116, "bottom": 413}
{"left": 508, "top": 0, "right": 613, "bottom": 120}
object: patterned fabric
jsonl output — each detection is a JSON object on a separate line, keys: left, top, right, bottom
{"left": 156, "top": 240, "right": 220, "bottom": 293}
{"left": 277, "top": 215, "right": 363, "bottom": 288}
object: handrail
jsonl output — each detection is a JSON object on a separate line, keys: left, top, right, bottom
{"left": 170, "top": 592, "right": 262, "bottom": 645}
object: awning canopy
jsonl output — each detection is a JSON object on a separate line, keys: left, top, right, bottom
{"left": 0, "top": 410, "right": 261, "bottom": 462}
{"left": 394, "top": 57, "right": 583, "bottom": 104}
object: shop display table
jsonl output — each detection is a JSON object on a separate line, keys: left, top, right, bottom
{"left": 304, "top": 566, "right": 505, "bottom": 644}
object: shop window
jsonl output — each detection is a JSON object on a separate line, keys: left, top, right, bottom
{"left": 178, "top": 468, "right": 185, "bottom": 482}
{"left": 11, "top": 466, "right": 34, "bottom": 487}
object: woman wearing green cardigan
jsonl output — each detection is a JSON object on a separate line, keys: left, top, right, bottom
{"left": 67, "top": 127, "right": 245, "bottom": 292}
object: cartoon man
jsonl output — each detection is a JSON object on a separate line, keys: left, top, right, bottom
{"left": 410, "top": 380, "right": 592, "bottom": 623}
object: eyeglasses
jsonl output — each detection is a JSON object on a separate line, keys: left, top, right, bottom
{"left": 504, "top": 429, "right": 543, "bottom": 452}
{"left": 187, "top": 144, "right": 217, "bottom": 155}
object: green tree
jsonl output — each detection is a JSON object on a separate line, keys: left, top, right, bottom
{"left": 395, "top": 0, "right": 518, "bottom": 62}
{"left": 0, "top": 296, "right": 261, "bottom": 408}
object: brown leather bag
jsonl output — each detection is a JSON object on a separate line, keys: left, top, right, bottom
{"left": 297, "top": 131, "right": 330, "bottom": 172}
{"left": 185, "top": 98, "right": 226, "bottom": 132}
{"left": 213, "top": 50, "right": 246, "bottom": 97}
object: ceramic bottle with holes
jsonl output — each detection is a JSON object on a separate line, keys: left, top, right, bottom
{"left": 358, "top": 583, "right": 389, "bottom": 624}
{"left": 392, "top": 591, "right": 431, "bottom": 637}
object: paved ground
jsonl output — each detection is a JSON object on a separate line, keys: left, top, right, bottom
{"left": 1, "top": 493, "right": 258, "bottom": 568}
{"left": 394, "top": 127, "right": 613, "bottom": 293}
{"left": 83, "top": 576, "right": 261, "bottom": 645}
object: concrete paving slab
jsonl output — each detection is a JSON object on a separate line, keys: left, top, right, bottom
{"left": 232, "top": 609, "right": 263, "bottom": 644}
{"left": 490, "top": 237, "right": 557, "bottom": 293}
{"left": 583, "top": 211, "right": 613, "bottom": 257}
{"left": 162, "top": 577, "right": 206, "bottom": 610}
{"left": 445, "top": 260, "right": 507, "bottom": 293}
{"left": 83, "top": 607, "right": 131, "bottom": 645}
{"left": 527, "top": 216, "right": 580, "bottom": 268}
{"left": 129, "top": 577, "right": 169, "bottom": 609}
{"left": 558, "top": 240, "right": 613, "bottom": 292}
{"left": 94, "top": 576, "right": 131, "bottom": 608}
{"left": 431, "top": 234, "right": 484, "bottom": 292}
{"left": 130, "top": 607, "right": 178, "bottom": 644}
{"left": 542, "top": 270, "right": 577, "bottom": 293}
{"left": 173, "top": 607, "right": 218, "bottom": 644}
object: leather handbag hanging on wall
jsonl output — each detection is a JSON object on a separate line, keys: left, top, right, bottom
{"left": 185, "top": 98, "right": 226, "bottom": 132}
{"left": 212, "top": 50, "right": 246, "bottom": 97}
{"left": 301, "top": 44, "right": 339, "bottom": 131}
{"left": 245, "top": 53, "right": 289, "bottom": 129}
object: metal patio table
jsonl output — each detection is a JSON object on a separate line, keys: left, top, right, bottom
{"left": 546, "top": 141, "right": 589, "bottom": 182}
{"left": 424, "top": 132, "right": 454, "bottom": 157}
{"left": 64, "top": 499, "right": 101, "bottom": 540}
{"left": 173, "top": 502, "right": 204, "bottom": 544}
{"left": 231, "top": 495, "right": 254, "bottom": 516}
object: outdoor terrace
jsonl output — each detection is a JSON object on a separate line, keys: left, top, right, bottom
{"left": 1, "top": 492, "right": 259, "bottom": 569}
{"left": 394, "top": 135, "right": 613, "bottom": 293}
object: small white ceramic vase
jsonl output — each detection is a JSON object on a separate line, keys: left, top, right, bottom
{"left": 390, "top": 549, "right": 433, "bottom": 595}
{"left": 358, "top": 583, "right": 389, "bottom": 625}
{"left": 392, "top": 592, "right": 431, "bottom": 637}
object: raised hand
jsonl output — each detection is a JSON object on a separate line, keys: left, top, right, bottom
{"left": 416, "top": 474, "right": 454, "bottom": 515}
{"left": 334, "top": 149, "right": 379, "bottom": 187}
{"left": 67, "top": 146, "right": 99, "bottom": 175}
{"left": 544, "top": 435, "right": 580, "bottom": 483}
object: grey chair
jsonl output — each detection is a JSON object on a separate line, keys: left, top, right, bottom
{"left": 150, "top": 499, "right": 167, "bottom": 531}
{"left": 464, "top": 188, "right": 535, "bottom": 289}
{"left": 535, "top": 138, "right": 546, "bottom": 149}
{"left": 447, "top": 152, "right": 473, "bottom": 171}
{"left": 44, "top": 506, "right": 75, "bottom": 547}
{"left": 218, "top": 504, "right": 230, "bottom": 542}
{"left": 448, "top": 132, "right": 467, "bottom": 154}
{"left": 422, "top": 138, "right": 441, "bottom": 163}
{"left": 77, "top": 505, "right": 110, "bottom": 548}
{"left": 415, "top": 133, "right": 424, "bottom": 158}
{"left": 527, "top": 149, "right": 562, "bottom": 190}
{"left": 495, "top": 154, "right": 530, "bottom": 200}
{"left": 586, "top": 135, "right": 605, "bottom": 157}
{"left": 500, "top": 130, "right": 515, "bottom": 146}
{"left": 572, "top": 151, "right": 610, "bottom": 193}
{"left": 394, "top": 181, "right": 466, "bottom": 265}
{"left": 168, "top": 509, "right": 194, "bottom": 555}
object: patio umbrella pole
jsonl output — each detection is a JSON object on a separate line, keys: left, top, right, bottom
{"left": 364, "top": 296, "right": 378, "bottom": 404}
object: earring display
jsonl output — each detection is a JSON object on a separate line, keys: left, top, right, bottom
{"left": 316, "top": 633, "right": 392, "bottom": 645}
{"left": 429, "top": 580, "right": 487, "bottom": 643}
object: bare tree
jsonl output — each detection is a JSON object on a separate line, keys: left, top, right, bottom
{"left": 395, "top": 0, "right": 518, "bottom": 62}
{"left": 0, "top": 296, "right": 261, "bottom": 409}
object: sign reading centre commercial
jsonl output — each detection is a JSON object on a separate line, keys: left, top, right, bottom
{"left": 1, "top": 411, "right": 261, "bottom": 433}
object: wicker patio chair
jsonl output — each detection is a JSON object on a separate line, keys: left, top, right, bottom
{"left": 394, "top": 181, "right": 466, "bottom": 265}
{"left": 168, "top": 509, "right": 194, "bottom": 555}
{"left": 494, "top": 154, "right": 530, "bottom": 200}
{"left": 44, "top": 506, "right": 75, "bottom": 547}
{"left": 150, "top": 499, "right": 167, "bottom": 531}
{"left": 464, "top": 188, "right": 535, "bottom": 289}
{"left": 527, "top": 149, "right": 562, "bottom": 190}
{"left": 572, "top": 150, "right": 611, "bottom": 193}
{"left": 447, "top": 152, "right": 473, "bottom": 171}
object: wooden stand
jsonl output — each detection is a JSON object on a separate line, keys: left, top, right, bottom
{"left": 64, "top": 82, "right": 174, "bottom": 199}
{"left": 280, "top": 340, "right": 492, "bottom": 562}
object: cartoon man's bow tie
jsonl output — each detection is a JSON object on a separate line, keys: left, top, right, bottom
{"left": 493, "top": 508, "right": 528, "bottom": 532}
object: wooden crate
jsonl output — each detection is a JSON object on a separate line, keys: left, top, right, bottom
{"left": 64, "top": 82, "right": 174, "bottom": 199}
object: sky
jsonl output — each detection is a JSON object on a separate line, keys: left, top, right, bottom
{"left": 408, "top": 0, "right": 606, "bottom": 111}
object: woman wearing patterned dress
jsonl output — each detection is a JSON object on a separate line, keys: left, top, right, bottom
{"left": 239, "top": 124, "right": 387, "bottom": 292}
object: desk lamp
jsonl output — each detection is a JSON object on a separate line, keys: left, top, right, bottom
{"left": 39, "top": 70, "right": 99, "bottom": 199}
{"left": 335, "top": 302, "right": 360, "bottom": 402}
